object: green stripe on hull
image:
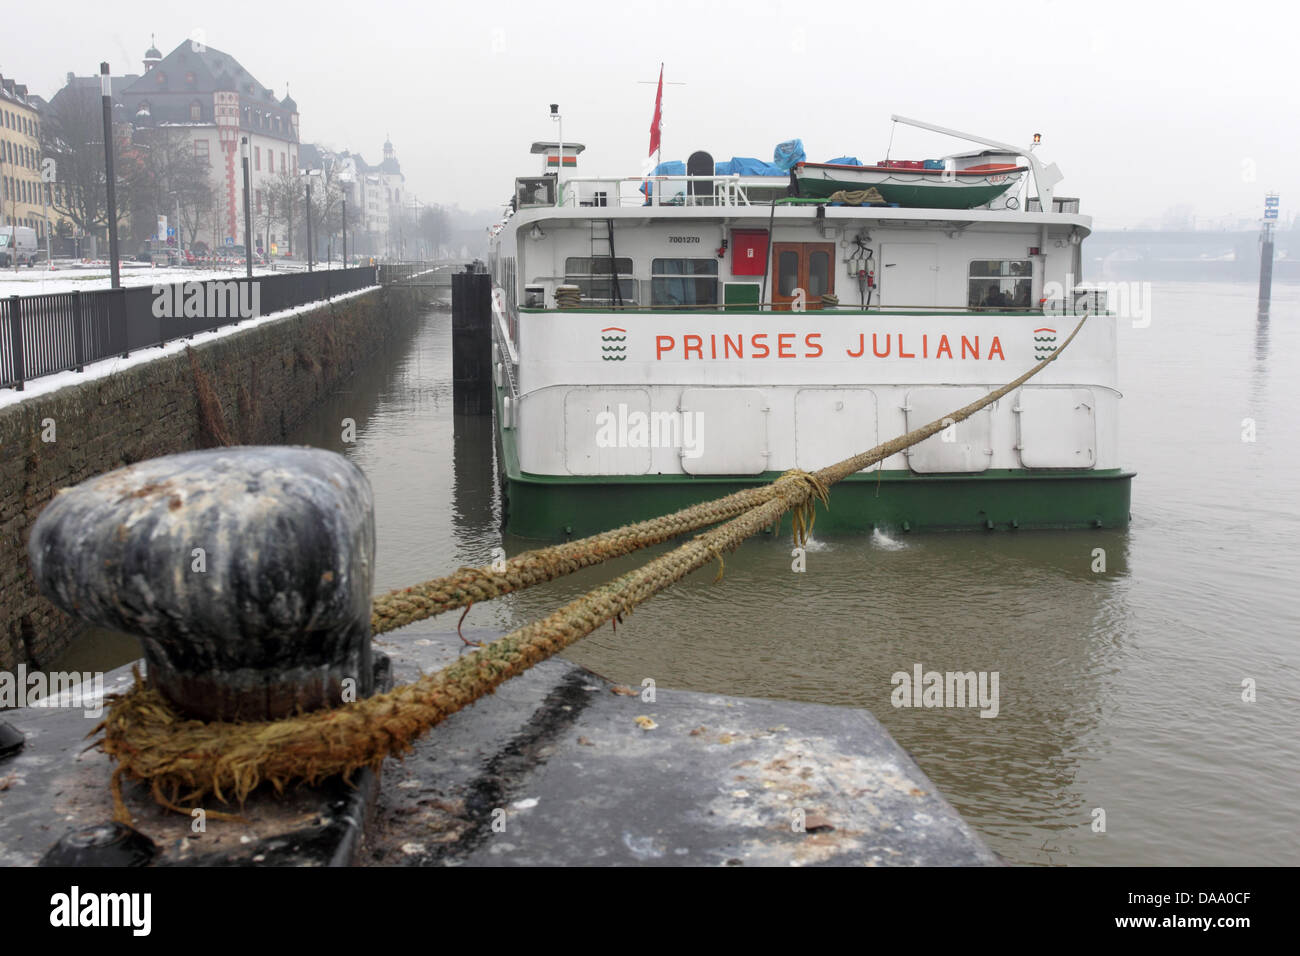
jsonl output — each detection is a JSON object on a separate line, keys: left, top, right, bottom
{"left": 502, "top": 467, "right": 1133, "bottom": 540}
{"left": 796, "top": 176, "right": 1013, "bottom": 209}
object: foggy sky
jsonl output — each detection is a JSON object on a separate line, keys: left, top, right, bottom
{"left": 3, "top": 0, "right": 1294, "bottom": 229}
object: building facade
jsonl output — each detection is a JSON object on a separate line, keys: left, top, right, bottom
{"left": 309, "top": 138, "right": 407, "bottom": 258}
{"left": 0, "top": 72, "right": 49, "bottom": 239}
{"left": 36, "top": 39, "right": 414, "bottom": 260}
{"left": 376, "top": 137, "right": 405, "bottom": 256}
{"left": 118, "top": 39, "right": 299, "bottom": 250}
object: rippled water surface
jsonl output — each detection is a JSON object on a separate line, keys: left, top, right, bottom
{"left": 60, "top": 281, "right": 1300, "bottom": 865}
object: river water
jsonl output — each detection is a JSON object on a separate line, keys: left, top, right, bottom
{"left": 56, "top": 280, "right": 1300, "bottom": 866}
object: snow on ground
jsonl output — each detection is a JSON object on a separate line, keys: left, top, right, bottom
{"left": 0, "top": 285, "right": 378, "bottom": 410}
{"left": 0, "top": 261, "right": 361, "bottom": 298}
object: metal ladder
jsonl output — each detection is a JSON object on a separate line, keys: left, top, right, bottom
{"left": 589, "top": 218, "right": 623, "bottom": 307}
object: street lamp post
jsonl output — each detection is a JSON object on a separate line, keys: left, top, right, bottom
{"left": 341, "top": 196, "right": 347, "bottom": 267}
{"left": 1, "top": 146, "right": 15, "bottom": 273}
{"left": 40, "top": 172, "right": 53, "bottom": 271}
{"left": 240, "top": 137, "right": 253, "bottom": 279}
{"left": 305, "top": 170, "right": 314, "bottom": 273}
{"left": 99, "top": 62, "right": 121, "bottom": 289}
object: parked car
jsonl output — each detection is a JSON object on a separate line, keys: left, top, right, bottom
{"left": 136, "top": 239, "right": 179, "bottom": 266}
{"left": 0, "top": 225, "right": 39, "bottom": 267}
{"left": 228, "top": 245, "right": 267, "bottom": 264}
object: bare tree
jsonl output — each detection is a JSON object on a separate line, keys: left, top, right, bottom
{"left": 264, "top": 170, "right": 303, "bottom": 256}
{"left": 313, "top": 181, "right": 344, "bottom": 262}
{"left": 337, "top": 189, "right": 361, "bottom": 263}
{"left": 133, "top": 126, "right": 213, "bottom": 249}
{"left": 40, "top": 85, "right": 140, "bottom": 246}
{"left": 303, "top": 161, "right": 343, "bottom": 262}
{"left": 420, "top": 205, "right": 451, "bottom": 259}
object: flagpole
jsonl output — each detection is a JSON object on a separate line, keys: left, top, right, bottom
{"left": 550, "top": 103, "right": 563, "bottom": 203}
{"left": 642, "top": 63, "right": 683, "bottom": 205}
{"left": 640, "top": 66, "right": 685, "bottom": 168}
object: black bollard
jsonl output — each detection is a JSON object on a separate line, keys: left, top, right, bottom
{"left": 28, "top": 447, "right": 374, "bottom": 722}
{"left": 0, "top": 719, "right": 24, "bottom": 759}
{"left": 452, "top": 267, "right": 493, "bottom": 415}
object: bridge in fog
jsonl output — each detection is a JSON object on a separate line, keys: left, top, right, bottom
{"left": 1086, "top": 229, "right": 1297, "bottom": 282}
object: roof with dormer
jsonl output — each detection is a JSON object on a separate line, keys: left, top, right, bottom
{"left": 117, "top": 40, "right": 297, "bottom": 137}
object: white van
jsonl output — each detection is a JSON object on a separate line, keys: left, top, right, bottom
{"left": 0, "top": 226, "right": 40, "bottom": 267}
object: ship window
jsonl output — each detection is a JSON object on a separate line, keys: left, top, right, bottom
{"left": 968, "top": 259, "right": 1032, "bottom": 309}
{"left": 777, "top": 250, "right": 799, "bottom": 296}
{"left": 651, "top": 258, "right": 718, "bottom": 307}
{"left": 565, "top": 257, "right": 636, "bottom": 305}
{"left": 808, "top": 251, "right": 830, "bottom": 296}
{"left": 517, "top": 177, "right": 555, "bottom": 207}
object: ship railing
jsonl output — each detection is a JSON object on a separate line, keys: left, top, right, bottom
{"left": 519, "top": 295, "right": 1065, "bottom": 314}
{"left": 555, "top": 175, "right": 758, "bottom": 209}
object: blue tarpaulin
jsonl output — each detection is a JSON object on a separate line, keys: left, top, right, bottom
{"left": 647, "top": 160, "right": 686, "bottom": 177}
{"left": 648, "top": 147, "right": 886, "bottom": 184}
{"left": 640, "top": 161, "right": 687, "bottom": 197}
{"left": 772, "top": 139, "right": 806, "bottom": 171}
{"left": 724, "top": 156, "right": 785, "bottom": 176}
{"left": 645, "top": 148, "right": 897, "bottom": 181}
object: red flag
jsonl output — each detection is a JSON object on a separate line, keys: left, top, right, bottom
{"left": 648, "top": 64, "right": 663, "bottom": 158}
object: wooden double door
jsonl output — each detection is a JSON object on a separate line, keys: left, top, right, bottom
{"left": 772, "top": 242, "right": 835, "bottom": 311}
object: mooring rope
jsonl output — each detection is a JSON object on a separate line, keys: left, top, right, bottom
{"left": 370, "top": 312, "right": 1089, "bottom": 634}
{"left": 370, "top": 479, "right": 800, "bottom": 635}
{"left": 100, "top": 315, "right": 1088, "bottom": 819}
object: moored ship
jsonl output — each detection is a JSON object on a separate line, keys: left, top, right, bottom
{"left": 486, "top": 115, "right": 1133, "bottom": 539}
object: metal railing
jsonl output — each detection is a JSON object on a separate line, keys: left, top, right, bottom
{"left": 378, "top": 261, "right": 479, "bottom": 286}
{"left": 377, "top": 262, "right": 437, "bottom": 285}
{"left": 1, "top": 266, "right": 379, "bottom": 391}
{"left": 554, "top": 175, "right": 775, "bottom": 209}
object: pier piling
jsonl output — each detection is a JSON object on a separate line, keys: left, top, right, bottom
{"left": 1258, "top": 223, "right": 1275, "bottom": 318}
{"left": 1259, "top": 192, "right": 1279, "bottom": 318}
{"left": 452, "top": 266, "right": 493, "bottom": 415}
